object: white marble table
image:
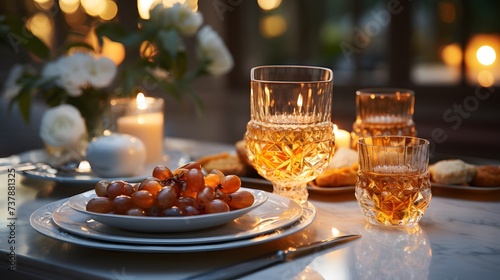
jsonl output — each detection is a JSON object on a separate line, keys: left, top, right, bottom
{"left": 1, "top": 138, "right": 499, "bottom": 280}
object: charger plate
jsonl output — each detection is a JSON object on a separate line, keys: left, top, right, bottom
{"left": 30, "top": 196, "right": 316, "bottom": 253}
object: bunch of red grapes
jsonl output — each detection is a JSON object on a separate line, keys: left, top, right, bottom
{"left": 86, "top": 161, "right": 255, "bottom": 216}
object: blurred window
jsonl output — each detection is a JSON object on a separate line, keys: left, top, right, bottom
{"left": 227, "top": 0, "right": 500, "bottom": 88}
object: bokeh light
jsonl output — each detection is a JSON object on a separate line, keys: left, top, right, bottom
{"left": 87, "top": 27, "right": 126, "bottom": 65}
{"left": 441, "top": 43, "right": 462, "bottom": 67}
{"left": 438, "top": 2, "right": 456, "bottom": 23}
{"left": 99, "top": 0, "right": 118, "bottom": 20}
{"left": 477, "top": 70, "right": 495, "bottom": 87}
{"left": 81, "top": 0, "right": 106, "bottom": 17}
{"left": 138, "top": 0, "right": 158, "bottom": 19}
{"left": 259, "top": 15, "right": 287, "bottom": 38}
{"left": 138, "top": 0, "right": 198, "bottom": 19}
{"left": 257, "top": 0, "right": 282, "bottom": 11}
{"left": 34, "top": 0, "right": 55, "bottom": 10}
{"left": 163, "top": 0, "right": 197, "bottom": 10}
{"left": 465, "top": 34, "right": 500, "bottom": 86}
{"left": 27, "top": 12, "right": 54, "bottom": 48}
{"left": 476, "top": 45, "right": 496, "bottom": 66}
{"left": 60, "top": 0, "right": 80, "bottom": 14}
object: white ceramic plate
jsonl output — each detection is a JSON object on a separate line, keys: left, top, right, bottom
{"left": 67, "top": 188, "right": 268, "bottom": 232}
{"left": 21, "top": 149, "right": 190, "bottom": 184}
{"left": 52, "top": 192, "right": 303, "bottom": 244}
{"left": 30, "top": 199, "right": 316, "bottom": 253}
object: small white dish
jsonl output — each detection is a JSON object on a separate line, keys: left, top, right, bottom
{"left": 86, "top": 133, "right": 146, "bottom": 178}
{"left": 67, "top": 188, "right": 268, "bottom": 232}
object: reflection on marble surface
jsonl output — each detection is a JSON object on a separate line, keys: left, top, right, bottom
{"left": 354, "top": 224, "right": 431, "bottom": 280}
{"left": 309, "top": 246, "right": 352, "bottom": 279}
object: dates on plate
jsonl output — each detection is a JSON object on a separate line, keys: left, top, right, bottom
{"left": 86, "top": 162, "right": 255, "bottom": 217}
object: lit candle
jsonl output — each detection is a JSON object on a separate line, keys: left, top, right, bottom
{"left": 334, "top": 124, "right": 351, "bottom": 149}
{"left": 116, "top": 93, "right": 164, "bottom": 164}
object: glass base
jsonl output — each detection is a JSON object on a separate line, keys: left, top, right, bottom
{"left": 273, "top": 183, "right": 309, "bottom": 205}
{"left": 355, "top": 185, "right": 431, "bottom": 227}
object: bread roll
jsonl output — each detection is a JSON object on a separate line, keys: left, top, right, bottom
{"left": 197, "top": 152, "right": 249, "bottom": 177}
{"left": 429, "top": 159, "right": 476, "bottom": 185}
{"left": 471, "top": 165, "right": 500, "bottom": 187}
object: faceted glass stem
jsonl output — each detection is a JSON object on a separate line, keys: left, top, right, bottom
{"left": 272, "top": 182, "right": 309, "bottom": 205}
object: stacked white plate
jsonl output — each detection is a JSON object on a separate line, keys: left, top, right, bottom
{"left": 30, "top": 188, "right": 317, "bottom": 253}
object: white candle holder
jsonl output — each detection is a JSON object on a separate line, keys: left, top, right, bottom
{"left": 108, "top": 94, "right": 164, "bottom": 164}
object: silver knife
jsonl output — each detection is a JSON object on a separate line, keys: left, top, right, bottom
{"left": 185, "top": 234, "right": 361, "bottom": 280}
{"left": 0, "top": 162, "right": 38, "bottom": 173}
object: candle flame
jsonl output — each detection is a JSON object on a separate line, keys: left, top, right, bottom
{"left": 136, "top": 92, "right": 148, "bottom": 110}
{"left": 333, "top": 124, "right": 339, "bottom": 134}
{"left": 297, "top": 93, "right": 303, "bottom": 107}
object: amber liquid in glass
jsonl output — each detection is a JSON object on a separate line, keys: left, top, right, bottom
{"left": 245, "top": 120, "right": 334, "bottom": 203}
{"left": 354, "top": 121, "right": 416, "bottom": 137}
{"left": 352, "top": 119, "right": 416, "bottom": 149}
{"left": 355, "top": 165, "right": 431, "bottom": 226}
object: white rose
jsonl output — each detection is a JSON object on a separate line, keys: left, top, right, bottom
{"left": 58, "top": 53, "right": 93, "bottom": 96}
{"left": 161, "top": 7, "right": 175, "bottom": 29}
{"left": 149, "top": 3, "right": 163, "bottom": 21}
{"left": 197, "top": 26, "right": 234, "bottom": 76}
{"left": 169, "top": 3, "right": 203, "bottom": 36}
{"left": 41, "top": 59, "right": 62, "bottom": 79}
{"left": 39, "top": 104, "right": 87, "bottom": 148}
{"left": 88, "top": 56, "right": 117, "bottom": 88}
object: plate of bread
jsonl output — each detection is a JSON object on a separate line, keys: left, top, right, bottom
{"left": 429, "top": 159, "right": 500, "bottom": 189}
{"left": 197, "top": 141, "right": 359, "bottom": 194}
{"left": 308, "top": 147, "right": 358, "bottom": 193}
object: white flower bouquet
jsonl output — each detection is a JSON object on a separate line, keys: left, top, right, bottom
{"left": 1, "top": 3, "right": 233, "bottom": 158}
{"left": 95, "top": 2, "right": 234, "bottom": 111}
{"left": 42, "top": 53, "right": 117, "bottom": 97}
{"left": 3, "top": 52, "right": 118, "bottom": 142}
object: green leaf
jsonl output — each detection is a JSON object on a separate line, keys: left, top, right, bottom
{"left": 157, "top": 80, "right": 182, "bottom": 101}
{"left": 16, "top": 88, "right": 32, "bottom": 122}
{"left": 95, "top": 22, "right": 141, "bottom": 47}
{"left": 42, "top": 88, "right": 66, "bottom": 107}
{"left": 173, "top": 51, "right": 188, "bottom": 79}
{"left": 121, "top": 69, "right": 137, "bottom": 96}
{"left": 156, "top": 52, "right": 173, "bottom": 70}
{"left": 139, "top": 20, "right": 162, "bottom": 40}
{"left": 1, "top": 16, "right": 50, "bottom": 60}
{"left": 157, "top": 29, "right": 179, "bottom": 58}
{"left": 120, "top": 67, "right": 152, "bottom": 96}
{"left": 186, "top": 87, "right": 204, "bottom": 118}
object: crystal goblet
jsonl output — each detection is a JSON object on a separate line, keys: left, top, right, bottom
{"left": 245, "top": 65, "right": 335, "bottom": 204}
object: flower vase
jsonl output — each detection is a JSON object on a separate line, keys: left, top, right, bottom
{"left": 41, "top": 90, "right": 111, "bottom": 167}
{"left": 44, "top": 138, "right": 88, "bottom": 167}
{"left": 67, "top": 89, "right": 110, "bottom": 141}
